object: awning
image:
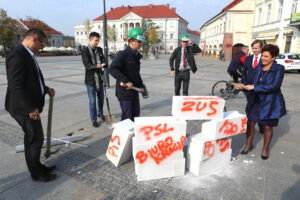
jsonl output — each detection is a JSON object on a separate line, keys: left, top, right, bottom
{"left": 255, "top": 35, "right": 276, "bottom": 40}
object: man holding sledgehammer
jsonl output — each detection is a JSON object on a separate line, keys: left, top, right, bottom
{"left": 109, "top": 27, "right": 146, "bottom": 122}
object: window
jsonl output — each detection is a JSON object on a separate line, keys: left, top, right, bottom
{"left": 85, "top": 31, "right": 87, "bottom": 35}
{"left": 220, "top": 24, "right": 222, "bottom": 33}
{"left": 98, "top": 25, "right": 100, "bottom": 29}
{"left": 170, "top": 33, "right": 174, "bottom": 39}
{"left": 170, "top": 46, "right": 173, "bottom": 51}
{"left": 266, "top": 4, "right": 272, "bottom": 23}
{"left": 292, "top": 0, "right": 298, "bottom": 14}
{"left": 159, "top": 22, "right": 164, "bottom": 28}
{"left": 257, "top": 8, "right": 262, "bottom": 25}
{"left": 77, "top": 32, "right": 79, "bottom": 35}
{"left": 120, "top": 24, "right": 122, "bottom": 28}
{"left": 81, "top": 31, "right": 83, "bottom": 35}
{"left": 278, "top": 0, "right": 283, "bottom": 21}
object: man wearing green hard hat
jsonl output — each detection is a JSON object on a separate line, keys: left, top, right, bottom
{"left": 169, "top": 33, "right": 201, "bottom": 96}
{"left": 109, "top": 27, "right": 146, "bottom": 121}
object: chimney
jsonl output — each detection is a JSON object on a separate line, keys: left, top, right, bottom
{"left": 111, "top": 7, "right": 113, "bottom": 11}
{"left": 166, "top": 4, "right": 170, "bottom": 9}
{"left": 171, "top": 8, "right": 176, "bottom": 12}
{"left": 128, "top": 5, "right": 131, "bottom": 10}
{"left": 121, "top": 5, "right": 124, "bottom": 8}
{"left": 149, "top": 4, "right": 153, "bottom": 8}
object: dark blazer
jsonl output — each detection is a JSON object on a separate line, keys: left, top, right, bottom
{"left": 81, "top": 46, "right": 106, "bottom": 86}
{"left": 5, "top": 44, "right": 49, "bottom": 115}
{"left": 247, "top": 62, "right": 286, "bottom": 120}
{"left": 242, "top": 55, "right": 262, "bottom": 85}
{"left": 109, "top": 46, "right": 144, "bottom": 100}
{"left": 169, "top": 43, "right": 201, "bottom": 74}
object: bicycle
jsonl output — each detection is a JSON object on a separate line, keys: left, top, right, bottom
{"left": 211, "top": 79, "right": 241, "bottom": 100}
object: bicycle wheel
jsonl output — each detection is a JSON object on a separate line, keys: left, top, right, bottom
{"left": 211, "top": 80, "right": 232, "bottom": 99}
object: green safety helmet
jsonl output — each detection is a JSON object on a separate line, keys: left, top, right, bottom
{"left": 180, "top": 34, "right": 190, "bottom": 42}
{"left": 128, "top": 27, "right": 145, "bottom": 42}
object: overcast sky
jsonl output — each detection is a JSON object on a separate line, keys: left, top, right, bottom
{"left": 2, "top": 0, "right": 232, "bottom": 36}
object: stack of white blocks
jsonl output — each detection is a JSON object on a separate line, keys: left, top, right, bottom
{"left": 186, "top": 110, "right": 247, "bottom": 176}
{"left": 106, "top": 96, "right": 247, "bottom": 181}
{"left": 132, "top": 117, "right": 187, "bottom": 181}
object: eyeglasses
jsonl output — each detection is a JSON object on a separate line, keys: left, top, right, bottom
{"left": 38, "top": 38, "right": 46, "bottom": 47}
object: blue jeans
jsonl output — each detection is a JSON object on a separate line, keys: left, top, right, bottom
{"left": 86, "top": 84, "right": 104, "bottom": 122}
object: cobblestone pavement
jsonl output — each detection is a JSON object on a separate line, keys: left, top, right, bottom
{"left": 0, "top": 55, "right": 299, "bottom": 200}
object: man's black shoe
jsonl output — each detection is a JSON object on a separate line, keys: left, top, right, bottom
{"left": 31, "top": 173, "right": 56, "bottom": 182}
{"left": 98, "top": 114, "right": 105, "bottom": 121}
{"left": 42, "top": 164, "right": 56, "bottom": 173}
{"left": 92, "top": 121, "right": 99, "bottom": 128}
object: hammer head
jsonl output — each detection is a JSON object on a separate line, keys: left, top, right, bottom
{"left": 142, "top": 84, "right": 149, "bottom": 99}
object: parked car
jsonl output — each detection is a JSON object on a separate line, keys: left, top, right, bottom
{"left": 276, "top": 53, "right": 300, "bottom": 72}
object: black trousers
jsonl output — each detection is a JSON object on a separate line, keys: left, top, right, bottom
{"left": 175, "top": 70, "right": 190, "bottom": 96}
{"left": 228, "top": 70, "right": 242, "bottom": 83}
{"left": 10, "top": 113, "right": 45, "bottom": 176}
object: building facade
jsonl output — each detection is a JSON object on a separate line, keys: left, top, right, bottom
{"left": 74, "top": 4, "right": 200, "bottom": 53}
{"left": 252, "top": 0, "right": 300, "bottom": 53}
{"left": 199, "top": 0, "right": 255, "bottom": 60}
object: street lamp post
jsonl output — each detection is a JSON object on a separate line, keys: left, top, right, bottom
{"left": 103, "top": 0, "right": 110, "bottom": 87}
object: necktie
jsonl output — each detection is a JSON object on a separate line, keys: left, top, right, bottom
{"left": 183, "top": 49, "right": 186, "bottom": 69}
{"left": 253, "top": 56, "right": 258, "bottom": 69}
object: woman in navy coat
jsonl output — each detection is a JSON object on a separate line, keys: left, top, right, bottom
{"left": 240, "top": 44, "right": 286, "bottom": 160}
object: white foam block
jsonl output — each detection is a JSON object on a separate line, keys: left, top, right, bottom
{"left": 172, "top": 96, "right": 225, "bottom": 120}
{"left": 187, "top": 135, "right": 232, "bottom": 161}
{"left": 136, "top": 158, "right": 186, "bottom": 181}
{"left": 134, "top": 116, "right": 186, "bottom": 144}
{"left": 133, "top": 135, "right": 185, "bottom": 166}
{"left": 201, "top": 111, "right": 247, "bottom": 140}
{"left": 187, "top": 149, "right": 232, "bottom": 176}
{"left": 106, "top": 119, "right": 135, "bottom": 167}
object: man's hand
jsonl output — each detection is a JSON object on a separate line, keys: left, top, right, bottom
{"left": 97, "top": 63, "right": 106, "bottom": 68}
{"left": 188, "top": 39, "right": 193, "bottom": 44}
{"left": 140, "top": 88, "right": 145, "bottom": 93}
{"left": 48, "top": 88, "right": 55, "bottom": 98}
{"left": 29, "top": 108, "right": 40, "bottom": 120}
{"left": 236, "top": 83, "right": 244, "bottom": 89}
{"left": 171, "top": 70, "right": 175, "bottom": 77}
{"left": 126, "top": 82, "right": 133, "bottom": 89}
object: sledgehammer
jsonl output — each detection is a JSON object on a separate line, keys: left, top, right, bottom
{"left": 120, "top": 82, "right": 149, "bottom": 99}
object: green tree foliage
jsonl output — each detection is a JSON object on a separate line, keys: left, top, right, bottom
{"left": 141, "top": 19, "right": 160, "bottom": 57}
{"left": 0, "top": 9, "right": 16, "bottom": 55}
{"left": 84, "top": 19, "right": 92, "bottom": 39}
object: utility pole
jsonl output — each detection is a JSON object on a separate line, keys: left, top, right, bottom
{"left": 103, "top": 0, "right": 110, "bottom": 87}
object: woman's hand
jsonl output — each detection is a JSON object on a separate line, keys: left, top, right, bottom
{"left": 244, "top": 85, "right": 254, "bottom": 90}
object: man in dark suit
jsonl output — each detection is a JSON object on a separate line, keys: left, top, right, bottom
{"left": 240, "top": 39, "right": 264, "bottom": 134}
{"left": 5, "top": 28, "right": 56, "bottom": 182}
{"left": 169, "top": 34, "right": 201, "bottom": 96}
{"left": 81, "top": 32, "right": 106, "bottom": 127}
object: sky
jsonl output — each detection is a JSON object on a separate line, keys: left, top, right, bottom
{"left": 1, "top": 0, "right": 233, "bottom": 36}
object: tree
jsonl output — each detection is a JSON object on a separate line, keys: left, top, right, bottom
{"left": 0, "top": 9, "right": 16, "bottom": 55}
{"left": 108, "top": 25, "right": 117, "bottom": 51}
{"left": 141, "top": 19, "right": 160, "bottom": 58}
{"left": 84, "top": 19, "right": 92, "bottom": 39}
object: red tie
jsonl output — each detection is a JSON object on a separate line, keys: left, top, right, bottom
{"left": 183, "top": 49, "right": 186, "bottom": 69}
{"left": 253, "top": 56, "right": 258, "bottom": 69}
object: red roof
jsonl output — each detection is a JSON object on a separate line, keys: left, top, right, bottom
{"left": 93, "top": 4, "right": 186, "bottom": 21}
{"left": 222, "top": 0, "right": 243, "bottom": 12}
{"left": 21, "top": 19, "right": 62, "bottom": 35}
{"left": 188, "top": 29, "right": 200, "bottom": 36}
